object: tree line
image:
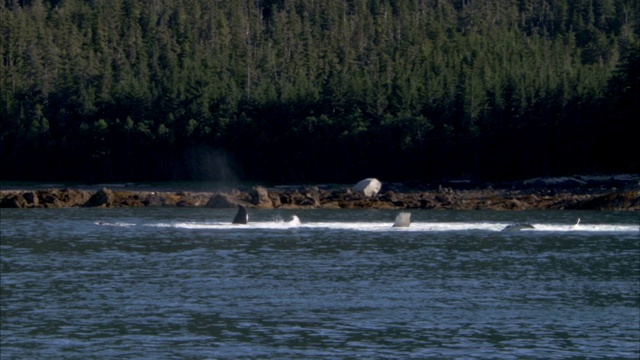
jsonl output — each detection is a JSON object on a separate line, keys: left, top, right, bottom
{"left": 1, "top": 0, "right": 638, "bottom": 184}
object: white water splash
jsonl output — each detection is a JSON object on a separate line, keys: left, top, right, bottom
{"left": 140, "top": 221, "right": 638, "bottom": 233}
{"left": 95, "top": 221, "right": 137, "bottom": 227}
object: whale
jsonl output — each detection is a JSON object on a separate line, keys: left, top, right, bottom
{"left": 501, "top": 223, "right": 535, "bottom": 231}
{"left": 392, "top": 212, "right": 411, "bottom": 227}
{"left": 232, "top": 205, "right": 248, "bottom": 224}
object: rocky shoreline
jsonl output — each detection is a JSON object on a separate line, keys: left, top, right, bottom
{"left": 1, "top": 175, "right": 639, "bottom": 211}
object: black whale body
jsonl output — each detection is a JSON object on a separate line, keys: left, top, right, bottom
{"left": 502, "top": 223, "right": 535, "bottom": 231}
{"left": 232, "top": 205, "right": 248, "bottom": 224}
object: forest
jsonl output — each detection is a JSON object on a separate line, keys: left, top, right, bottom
{"left": 1, "top": 0, "right": 638, "bottom": 184}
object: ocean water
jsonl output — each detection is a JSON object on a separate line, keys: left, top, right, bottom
{"left": 1, "top": 208, "right": 638, "bottom": 359}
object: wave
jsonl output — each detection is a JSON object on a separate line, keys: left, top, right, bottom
{"left": 140, "top": 221, "right": 638, "bottom": 233}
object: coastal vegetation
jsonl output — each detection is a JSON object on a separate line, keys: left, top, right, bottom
{"left": 1, "top": 0, "right": 638, "bottom": 183}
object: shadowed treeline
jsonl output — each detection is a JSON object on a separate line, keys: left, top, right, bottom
{"left": 1, "top": 0, "right": 638, "bottom": 183}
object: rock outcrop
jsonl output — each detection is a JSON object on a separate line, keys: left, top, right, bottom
{"left": 251, "top": 186, "right": 273, "bottom": 208}
{"left": 84, "top": 187, "right": 113, "bottom": 207}
{"left": 1, "top": 175, "right": 638, "bottom": 211}
{"left": 205, "top": 191, "right": 249, "bottom": 208}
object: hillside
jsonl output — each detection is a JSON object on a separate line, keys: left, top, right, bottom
{"left": 1, "top": 0, "right": 638, "bottom": 183}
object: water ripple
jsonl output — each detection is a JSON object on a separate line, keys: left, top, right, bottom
{"left": 1, "top": 208, "right": 639, "bottom": 358}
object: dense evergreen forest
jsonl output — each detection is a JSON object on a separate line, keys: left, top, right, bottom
{"left": 1, "top": 0, "right": 638, "bottom": 184}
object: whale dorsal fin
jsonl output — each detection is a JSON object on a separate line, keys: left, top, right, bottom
{"left": 393, "top": 212, "right": 411, "bottom": 227}
{"left": 232, "top": 205, "right": 248, "bottom": 224}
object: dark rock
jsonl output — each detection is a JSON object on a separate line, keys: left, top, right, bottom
{"left": 142, "top": 194, "right": 165, "bottom": 207}
{"left": 0, "top": 195, "right": 27, "bottom": 208}
{"left": 420, "top": 197, "right": 439, "bottom": 209}
{"left": 84, "top": 187, "right": 113, "bottom": 207}
{"left": 251, "top": 186, "right": 273, "bottom": 208}
{"left": 22, "top": 192, "right": 39, "bottom": 207}
{"left": 573, "top": 191, "right": 640, "bottom": 210}
{"left": 302, "top": 186, "right": 321, "bottom": 207}
{"left": 38, "top": 192, "right": 63, "bottom": 208}
{"left": 506, "top": 198, "right": 525, "bottom": 210}
{"left": 175, "top": 199, "right": 190, "bottom": 207}
{"left": 2, "top": 176, "right": 639, "bottom": 211}
{"left": 279, "top": 190, "right": 308, "bottom": 207}
{"left": 523, "top": 176, "right": 587, "bottom": 189}
{"left": 57, "top": 189, "right": 92, "bottom": 206}
{"left": 205, "top": 192, "right": 250, "bottom": 208}
{"left": 268, "top": 192, "right": 282, "bottom": 207}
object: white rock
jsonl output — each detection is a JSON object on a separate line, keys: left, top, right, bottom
{"left": 352, "top": 178, "right": 382, "bottom": 197}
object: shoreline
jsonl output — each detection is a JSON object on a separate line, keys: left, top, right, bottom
{"left": 1, "top": 175, "right": 639, "bottom": 211}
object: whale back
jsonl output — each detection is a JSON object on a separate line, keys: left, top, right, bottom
{"left": 501, "top": 223, "right": 535, "bottom": 231}
{"left": 232, "top": 205, "right": 248, "bottom": 224}
{"left": 392, "top": 212, "right": 411, "bottom": 227}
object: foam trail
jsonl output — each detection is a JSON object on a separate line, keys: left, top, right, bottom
{"left": 95, "top": 222, "right": 137, "bottom": 227}
{"left": 142, "top": 221, "right": 637, "bottom": 233}
{"left": 153, "top": 220, "right": 302, "bottom": 230}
